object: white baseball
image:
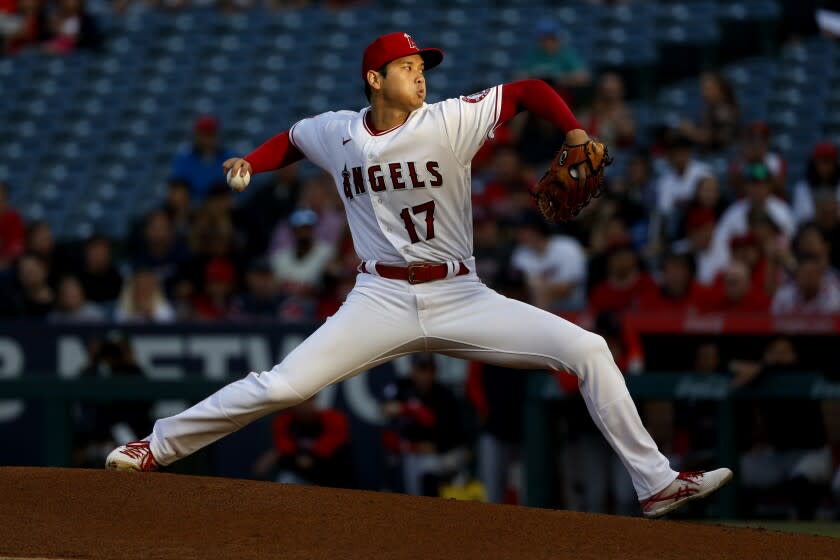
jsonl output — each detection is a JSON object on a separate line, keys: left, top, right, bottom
{"left": 226, "top": 168, "right": 251, "bottom": 192}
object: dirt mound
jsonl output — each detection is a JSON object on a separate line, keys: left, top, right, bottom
{"left": 0, "top": 467, "right": 835, "bottom": 560}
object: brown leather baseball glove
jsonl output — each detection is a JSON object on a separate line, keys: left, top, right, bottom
{"left": 530, "top": 139, "right": 612, "bottom": 222}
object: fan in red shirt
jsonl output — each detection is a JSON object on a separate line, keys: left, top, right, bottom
{"left": 472, "top": 146, "right": 535, "bottom": 221}
{"left": 701, "top": 233, "right": 773, "bottom": 312}
{"left": 3, "top": 0, "right": 47, "bottom": 54}
{"left": 589, "top": 243, "right": 658, "bottom": 314}
{"left": 700, "top": 260, "right": 770, "bottom": 312}
{"left": 191, "top": 257, "right": 237, "bottom": 320}
{"left": 640, "top": 251, "right": 712, "bottom": 312}
{"left": 252, "top": 398, "right": 353, "bottom": 488}
{"left": 0, "top": 183, "right": 25, "bottom": 269}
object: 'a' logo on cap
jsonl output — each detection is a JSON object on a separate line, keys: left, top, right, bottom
{"left": 404, "top": 33, "right": 418, "bottom": 50}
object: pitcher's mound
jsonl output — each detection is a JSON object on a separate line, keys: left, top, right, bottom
{"left": 0, "top": 467, "right": 835, "bottom": 559}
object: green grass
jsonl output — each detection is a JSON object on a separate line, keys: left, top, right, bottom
{"left": 709, "top": 520, "right": 840, "bottom": 538}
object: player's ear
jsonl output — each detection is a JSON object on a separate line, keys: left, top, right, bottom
{"left": 367, "top": 70, "right": 382, "bottom": 93}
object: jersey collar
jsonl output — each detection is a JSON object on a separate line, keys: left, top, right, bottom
{"left": 362, "top": 105, "right": 426, "bottom": 137}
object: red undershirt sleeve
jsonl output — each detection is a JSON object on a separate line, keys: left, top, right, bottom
{"left": 242, "top": 130, "right": 305, "bottom": 174}
{"left": 498, "top": 79, "right": 581, "bottom": 133}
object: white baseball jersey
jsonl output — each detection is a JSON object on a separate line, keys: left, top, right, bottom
{"left": 144, "top": 84, "right": 680, "bottom": 502}
{"left": 289, "top": 86, "right": 503, "bottom": 264}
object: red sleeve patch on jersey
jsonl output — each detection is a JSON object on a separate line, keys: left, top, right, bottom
{"left": 460, "top": 88, "right": 491, "bottom": 103}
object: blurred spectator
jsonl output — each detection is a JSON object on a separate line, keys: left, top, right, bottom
{"left": 43, "top": 0, "right": 101, "bottom": 54}
{"left": 130, "top": 209, "right": 189, "bottom": 291}
{"left": 771, "top": 251, "right": 840, "bottom": 314}
{"left": 0, "top": 253, "right": 53, "bottom": 317}
{"left": 191, "top": 257, "right": 237, "bottom": 321}
{"left": 640, "top": 251, "right": 708, "bottom": 312}
{"left": 0, "top": 0, "right": 18, "bottom": 33}
{"left": 252, "top": 397, "right": 354, "bottom": 488}
{"left": 231, "top": 257, "right": 284, "bottom": 320}
{"left": 72, "top": 331, "right": 152, "bottom": 468}
{"left": 77, "top": 234, "right": 123, "bottom": 304}
{"left": 692, "top": 175, "right": 728, "bottom": 219}
{"left": 679, "top": 72, "right": 740, "bottom": 152}
{"left": 382, "top": 353, "right": 467, "bottom": 496}
{"left": 511, "top": 211, "right": 586, "bottom": 312}
{"left": 672, "top": 207, "right": 727, "bottom": 285}
{"left": 47, "top": 275, "right": 104, "bottom": 323}
{"left": 465, "top": 361, "right": 527, "bottom": 504}
{"left": 654, "top": 133, "right": 714, "bottom": 236}
{"left": 747, "top": 206, "right": 792, "bottom": 295}
{"left": 594, "top": 158, "right": 651, "bottom": 249}
{"left": 180, "top": 202, "right": 238, "bottom": 310}
{"left": 270, "top": 209, "right": 335, "bottom": 296}
{"left": 25, "top": 220, "right": 59, "bottom": 282}
{"left": 170, "top": 115, "right": 234, "bottom": 201}
{"left": 589, "top": 243, "right": 657, "bottom": 313}
{"left": 269, "top": 173, "right": 344, "bottom": 253}
{"left": 472, "top": 206, "right": 514, "bottom": 292}
{"left": 699, "top": 260, "right": 770, "bottom": 313}
{"left": 728, "top": 122, "right": 787, "bottom": 197}
{"left": 3, "top": 0, "right": 48, "bottom": 54}
{"left": 722, "top": 231, "right": 776, "bottom": 306}
{"left": 585, "top": 216, "right": 632, "bottom": 290}
{"left": 517, "top": 20, "right": 590, "bottom": 90}
{"left": 236, "top": 166, "right": 303, "bottom": 260}
{"left": 162, "top": 178, "right": 194, "bottom": 239}
{"left": 793, "top": 222, "right": 833, "bottom": 267}
{"left": 792, "top": 141, "right": 840, "bottom": 225}
{"left": 808, "top": 189, "right": 840, "bottom": 269}
{"left": 734, "top": 337, "right": 831, "bottom": 519}
{"left": 713, "top": 162, "right": 795, "bottom": 262}
{"left": 114, "top": 269, "right": 175, "bottom": 323}
{"left": 473, "top": 147, "right": 534, "bottom": 220}
{"left": 0, "top": 182, "right": 25, "bottom": 270}
{"left": 579, "top": 72, "right": 635, "bottom": 148}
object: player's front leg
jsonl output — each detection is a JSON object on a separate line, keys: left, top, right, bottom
{"left": 424, "top": 281, "right": 732, "bottom": 515}
{"left": 106, "top": 274, "right": 425, "bottom": 471}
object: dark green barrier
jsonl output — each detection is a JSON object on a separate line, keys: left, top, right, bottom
{"left": 2, "top": 371, "right": 839, "bottom": 518}
{"left": 524, "top": 372, "right": 840, "bottom": 518}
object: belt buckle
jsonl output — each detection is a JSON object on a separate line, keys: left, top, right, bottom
{"left": 407, "top": 262, "right": 428, "bottom": 285}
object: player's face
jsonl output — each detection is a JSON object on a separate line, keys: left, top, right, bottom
{"left": 380, "top": 55, "right": 426, "bottom": 111}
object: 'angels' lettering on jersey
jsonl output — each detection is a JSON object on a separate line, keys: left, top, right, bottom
{"left": 340, "top": 161, "right": 442, "bottom": 199}
{"left": 289, "top": 85, "right": 502, "bottom": 263}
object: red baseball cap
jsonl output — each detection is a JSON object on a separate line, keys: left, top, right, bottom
{"left": 812, "top": 141, "right": 838, "bottom": 161}
{"left": 194, "top": 115, "right": 219, "bottom": 134}
{"left": 361, "top": 32, "right": 444, "bottom": 82}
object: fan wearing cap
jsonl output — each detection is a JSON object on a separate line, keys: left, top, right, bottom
{"left": 110, "top": 32, "right": 733, "bottom": 519}
{"left": 791, "top": 141, "right": 840, "bottom": 225}
{"left": 269, "top": 209, "right": 335, "bottom": 300}
{"left": 170, "top": 115, "right": 235, "bottom": 202}
{"left": 727, "top": 121, "right": 787, "bottom": 197}
{"left": 712, "top": 161, "right": 795, "bottom": 263}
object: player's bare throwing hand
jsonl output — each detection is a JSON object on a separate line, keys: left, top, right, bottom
{"left": 107, "top": 32, "right": 731, "bottom": 518}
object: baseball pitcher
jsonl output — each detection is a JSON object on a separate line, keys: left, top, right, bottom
{"left": 107, "top": 32, "right": 731, "bottom": 518}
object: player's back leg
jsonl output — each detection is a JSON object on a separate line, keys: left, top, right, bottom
{"left": 108, "top": 274, "right": 426, "bottom": 470}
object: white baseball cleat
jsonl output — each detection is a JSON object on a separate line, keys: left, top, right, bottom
{"left": 640, "top": 468, "right": 733, "bottom": 519}
{"left": 105, "top": 440, "right": 157, "bottom": 472}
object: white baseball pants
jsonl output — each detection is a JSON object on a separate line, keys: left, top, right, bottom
{"left": 149, "top": 265, "right": 677, "bottom": 499}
